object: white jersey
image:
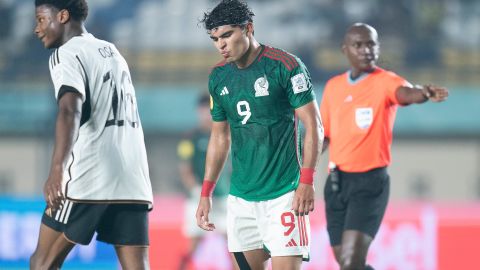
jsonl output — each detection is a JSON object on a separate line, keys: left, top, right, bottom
{"left": 48, "top": 33, "right": 153, "bottom": 206}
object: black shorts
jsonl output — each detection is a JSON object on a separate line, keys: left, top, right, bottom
{"left": 42, "top": 201, "right": 149, "bottom": 246}
{"left": 324, "top": 167, "right": 390, "bottom": 246}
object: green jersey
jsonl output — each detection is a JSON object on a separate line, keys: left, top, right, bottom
{"left": 209, "top": 45, "right": 315, "bottom": 201}
{"left": 177, "top": 129, "right": 230, "bottom": 197}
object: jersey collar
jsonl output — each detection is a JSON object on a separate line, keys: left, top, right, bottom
{"left": 347, "top": 68, "right": 378, "bottom": 85}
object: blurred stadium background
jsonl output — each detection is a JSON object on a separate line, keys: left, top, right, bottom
{"left": 0, "top": 0, "right": 479, "bottom": 269}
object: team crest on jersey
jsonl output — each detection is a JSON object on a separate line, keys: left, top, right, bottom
{"left": 254, "top": 75, "right": 269, "bottom": 97}
{"left": 291, "top": 73, "right": 308, "bottom": 94}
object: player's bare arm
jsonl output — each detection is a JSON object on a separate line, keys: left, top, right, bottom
{"left": 196, "top": 120, "right": 230, "bottom": 231}
{"left": 292, "top": 101, "right": 323, "bottom": 216}
{"left": 44, "top": 90, "right": 82, "bottom": 210}
{"left": 396, "top": 84, "right": 449, "bottom": 105}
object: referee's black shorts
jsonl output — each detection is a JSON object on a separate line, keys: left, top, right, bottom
{"left": 42, "top": 201, "right": 150, "bottom": 246}
{"left": 324, "top": 166, "right": 390, "bottom": 246}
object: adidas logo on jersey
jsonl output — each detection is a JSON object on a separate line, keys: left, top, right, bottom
{"left": 220, "top": 86, "right": 229, "bottom": 96}
{"left": 285, "top": 238, "right": 298, "bottom": 247}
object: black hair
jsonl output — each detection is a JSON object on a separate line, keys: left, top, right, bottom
{"left": 198, "top": 93, "right": 210, "bottom": 107}
{"left": 200, "top": 0, "right": 254, "bottom": 31}
{"left": 35, "top": 0, "right": 88, "bottom": 22}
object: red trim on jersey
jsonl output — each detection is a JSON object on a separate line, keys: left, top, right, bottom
{"left": 303, "top": 215, "right": 309, "bottom": 245}
{"left": 298, "top": 215, "right": 308, "bottom": 246}
{"left": 263, "top": 47, "right": 299, "bottom": 71}
{"left": 209, "top": 60, "right": 227, "bottom": 73}
{"left": 214, "top": 59, "right": 227, "bottom": 67}
{"left": 263, "top": 53, "right": 292, "bottom": 71}
{"left": 257, "top": 46, "right": 269, "bottom": 62}
{"left": 266, "top": 48, "right": 298, "bottom": 68}
{"left": 298, "top": 215, "right": 304, "bottom": 246}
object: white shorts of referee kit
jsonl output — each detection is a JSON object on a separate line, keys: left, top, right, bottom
{"left": 227, "top": 190, "right": 310, "bottom": 260}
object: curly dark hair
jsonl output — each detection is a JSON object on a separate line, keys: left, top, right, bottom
{"left": 35, "top": 0, "right": 88, "bottom": 22}
{"left": 200, "top": 0, "right": 254, "bottom": 31}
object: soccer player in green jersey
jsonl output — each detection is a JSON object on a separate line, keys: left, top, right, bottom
{"left": 195, "top": 1, "right": 324, "bottom": 269}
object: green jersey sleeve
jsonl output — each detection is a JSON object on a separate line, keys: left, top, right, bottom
{"left": 208, "top": 70, "right": 227, "bottom": 122}
{"left": 284, "top": 57, "right": 316, "bottom": 109}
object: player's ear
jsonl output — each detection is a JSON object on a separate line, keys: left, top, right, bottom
{"left": 58, "top": 9, "right": 70, "bottom": 24}
{"left": 246, "top": 22, "right": 254, "bottom": 36}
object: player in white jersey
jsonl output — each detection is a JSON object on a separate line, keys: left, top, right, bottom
{"left": 30, "top": 1, "right": 153, "bottom": 269}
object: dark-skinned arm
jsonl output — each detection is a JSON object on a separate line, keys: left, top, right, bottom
{"left": 44, "top": 91, "right": 82, "bottom": 211}
{"left": 396, "top": 84, "right": 449, "bottom": 105}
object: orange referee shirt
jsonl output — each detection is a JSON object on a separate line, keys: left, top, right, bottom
{"left": 320, "top": 67, "right": 410, "bottom": 172}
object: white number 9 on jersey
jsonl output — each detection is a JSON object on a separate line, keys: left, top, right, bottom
{"left": 236, "top": 100, "right": 251, "bottom": 125}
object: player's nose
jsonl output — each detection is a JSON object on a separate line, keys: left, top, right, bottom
{"left": 34, "top": 25, "right": 41, "bottom": 36}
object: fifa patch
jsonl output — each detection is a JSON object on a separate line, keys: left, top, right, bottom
{"left": 254, "top": 75, "right": 269, "bottom": 97}
{"left": 291, "top": 73, "right": 308, "bottom": 94}
{"left": 355, "top": 107, "right": 373, "bottom": 129}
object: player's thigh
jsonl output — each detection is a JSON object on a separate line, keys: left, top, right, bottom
{"left": 345, "top": 168, "right": 390, "bottom": 238}
{"left": 227, "top": 195, "right": 264, "bottom": 252}
{"left": 115, "top": 245, "right": 149, "bottom": 270}
{"left": 231, "top": 249, "right": 269, "bottom": 270}
{"left": 97, "top": 203, "right": 150, "bottom": 246}
{"left": 263, "top": 191, "right": 310, "bottom": 260}
{"left": 31, "top": 222, "right": 75, "bottom": 269}
{"left": 33, "top": 215, "right": 64, "bottom": 257}
{"left": 271, "top": 255, "right": 302, "bottom": 270}
{"left": 44, "top": 200, "right": 110, "bottom": 245}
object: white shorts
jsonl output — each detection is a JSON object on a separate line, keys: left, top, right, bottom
{"left": 184, "top": 194, "right": 227, "bottom": 237}
{"left": 227, "top": 191, "right": 310, "bottom": 259}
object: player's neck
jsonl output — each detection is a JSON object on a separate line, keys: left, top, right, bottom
{"left": 235, "top": 40, "right": 262, "bottom": 69}
{"left": 349, "top": 67, "right": 376, "bottom": 80}
{"left": 61, "top": 24, "right": 87, "bottom": 46}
